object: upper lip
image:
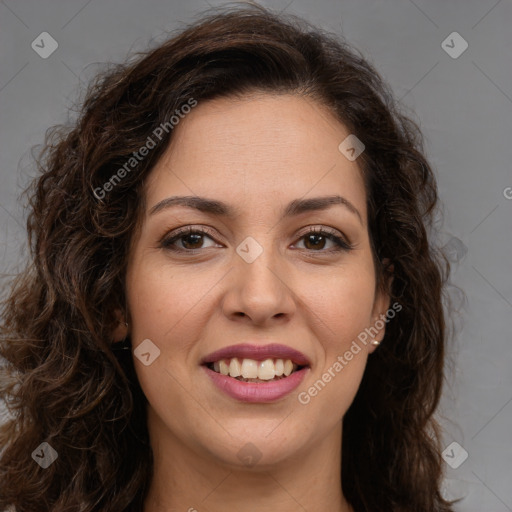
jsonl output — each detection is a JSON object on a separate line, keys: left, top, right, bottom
{"left": 201, "top": 343, "right": 311, "bottom": 367}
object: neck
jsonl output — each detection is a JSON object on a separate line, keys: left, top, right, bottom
{"left": 143, "top": 408, "right": 353, "bottom": 512}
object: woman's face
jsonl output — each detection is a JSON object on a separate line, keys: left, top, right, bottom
{"left": 124, "top": 93, "right": 391, "bottom": 468}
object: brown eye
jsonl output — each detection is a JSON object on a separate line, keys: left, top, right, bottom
{"left": 179, "top": 232, "right": 205, "bottom": 250}
{"left": 161, "top": 227, "right": 220, "bottom": 252}
{"left": 294, "top": 228, "right": 353, "bottom": 253}
{"left": 303, "top": 233, "right": 328, "bottom": 250}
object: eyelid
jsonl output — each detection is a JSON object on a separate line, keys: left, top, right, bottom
{"left": 295, "top": 224, "right": 344, "bottom": 240}
{"left": 159, "top": 225, "right": 221, "bottom": 249}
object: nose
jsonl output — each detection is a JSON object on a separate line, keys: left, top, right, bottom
{"left": 221, "top": 240, "right": 296, "bottom": 327}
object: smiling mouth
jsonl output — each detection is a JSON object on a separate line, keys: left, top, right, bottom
{"left": 205, "top": 357, "right": 306, "bottom": 383}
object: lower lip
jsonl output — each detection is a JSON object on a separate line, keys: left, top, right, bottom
{"left": 202, "top": 365, "right": 309, "bottom": 403}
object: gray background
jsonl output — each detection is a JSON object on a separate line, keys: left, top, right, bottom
{"left": 1, "top": 0, "right": 511, "bottom": 510}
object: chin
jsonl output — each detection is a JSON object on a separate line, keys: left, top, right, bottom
{"left": 203, "top": 422, "right": 308, "bottom": 469}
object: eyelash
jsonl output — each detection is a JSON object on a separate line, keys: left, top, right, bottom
{"left": 160, "top": 226, "right": 354, "bottom": 254}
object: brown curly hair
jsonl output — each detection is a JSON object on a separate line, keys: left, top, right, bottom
{"left": 0, "top": 4, "right": 455, "bottom": 511}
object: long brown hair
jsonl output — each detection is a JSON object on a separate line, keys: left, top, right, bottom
{"left": 0, "top": 4, "right": 455, "bottom": 511}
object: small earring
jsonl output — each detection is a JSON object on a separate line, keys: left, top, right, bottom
{"left": 371, "top": 339, "right": 381, "bottom": 346}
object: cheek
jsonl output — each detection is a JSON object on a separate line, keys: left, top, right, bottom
{"left": 125, "top": 262, "right": 205, "bottom": 421}
{"left": 301, "top": 356, "right": 367, "bottom": 436}
{"left": 297, "top": 274, "right": 373, "bottom": 427}
{"left": 305, "top": 264, "right": 377, "bottom": 347}
{"left": 297, "top": 265, "right": 375, "bottom": 414}
{"left": 125, "top": 257, "right": 224, "bottom": 395}
{"left": 126, "top": 258, "right": 216, "bottom": 341}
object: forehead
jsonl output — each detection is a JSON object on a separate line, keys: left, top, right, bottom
{"left": 145, "top": 93, "right": 367, "bottom": 224}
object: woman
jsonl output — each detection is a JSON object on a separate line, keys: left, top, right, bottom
{"left": 0, "top": 4, "right": 455, "bottom": 511}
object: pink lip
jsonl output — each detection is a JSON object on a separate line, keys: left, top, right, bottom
{"left": 202, "top": 365, "right": 309, "bottom": 403}
{"left": 200, "top": 343, "right": 311, "bottom": 366}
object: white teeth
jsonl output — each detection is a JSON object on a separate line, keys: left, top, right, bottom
{"left": 219, "top": 359, "right": 229, "bottom": 376}
{"left": 241, "top": 358, "right": 259, "bottom": 378}
{"left": 211, "top": 357, "right": 300, "bottom": 380}
{"left": 258, "top": 358, "right": 276, "bottom": 380}
{"left": 229, "top": 358, "right": 241, "bottom": 377}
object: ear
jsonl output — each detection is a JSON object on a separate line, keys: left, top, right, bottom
{"left": 368, "top": 258, "right": 394, "bottom": 353}
{"left": 112, "top": 308, "right": 128, "bottom": 342}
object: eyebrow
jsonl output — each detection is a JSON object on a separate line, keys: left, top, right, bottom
{"left": 149, "top": 194, "right": 363, "bottom": 225}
